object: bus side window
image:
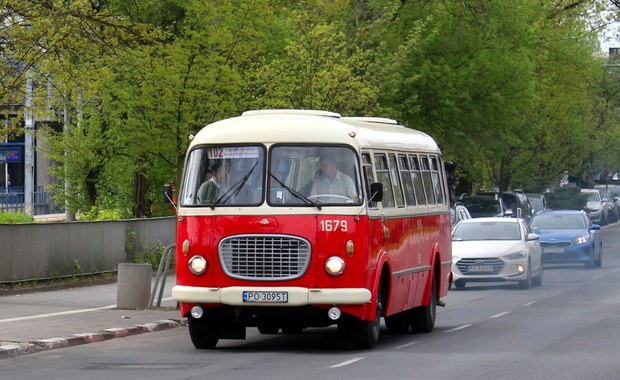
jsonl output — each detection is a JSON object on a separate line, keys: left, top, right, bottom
{"left": 374, "top": 153, "right": 395, "bottom": 208}
{"left": 420, "top": 155, "right": 436, "bottom": 204}
{"left": 430, "top": 156, "right": 445, "bottom": 204}
{"left": 388, "top": 154, "right": 405, "bottom": 208}
{"left": 362, "top": 153, "right": 377, "bottom": 208}
{"left": 399, "top": 155, "right": 416, "bottom": 206}
{"left": 410, "top": 155, "right": 427, "bottom": 205}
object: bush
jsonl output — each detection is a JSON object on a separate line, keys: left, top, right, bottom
{"left": 0, "top": 212, "right": 35, "bottom": 223}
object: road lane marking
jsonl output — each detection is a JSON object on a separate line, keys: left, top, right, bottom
{"left": 445, "top": 324, "right": 471, "bottom": 333}
{"left": 524, "top": 301, "right": 536, "bottom": 306}
{"left": 0, "top": 305, "right": 116, "bottom": 324}
{"left": 394, "top": 341, "right": 419, "bottom": 350}
{"left": 330, "top": 357, "right": 365, "bottom": 368}
{"left": 593, "top": 274, "right": 604, "bottom": 280}
{"left": 489, "top": 311, "right": 511, "bottom": 319}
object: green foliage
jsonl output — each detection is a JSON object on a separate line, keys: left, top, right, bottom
{"left": 134, "top": 243, "right": 173, "bottom": 272}
{"left": 0, "top": 212, "right": 35, "bottom": 224}
{"left": 545, "top": 187, "right": 587, "bottom": 210}
{"left": 2, "top": 0, "right": 618, "bottom": 213}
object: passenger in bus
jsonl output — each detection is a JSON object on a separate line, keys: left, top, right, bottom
{"left": 310, "top": 156, "right": 359, "bottom": 202}
{"left": 197, "top": 162, "right": 224, "bottom": 204}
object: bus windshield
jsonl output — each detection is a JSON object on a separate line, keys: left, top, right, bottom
{"left": 180, "top": 144, "right": 362, "bottom": 207}
{"left": 181, "top": 145, "right": 266, "bottom": 207}
{"left": 269, "top": 145, "right": 361, "bottom": 206}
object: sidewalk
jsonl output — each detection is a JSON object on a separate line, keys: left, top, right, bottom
{"left": 0, "top": 275, "right": 186, "bottom": 359}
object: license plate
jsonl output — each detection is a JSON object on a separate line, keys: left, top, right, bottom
{"left": 544, "top": 247, "right": 564, "bottom": 254}
{"left": 243, "top": 291, "right": 288, "bottom": 304}
{"left": 467, "top": 265, "right": 494, "bottom": 272}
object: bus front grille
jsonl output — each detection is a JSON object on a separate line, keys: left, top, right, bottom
{"left": 219, "top": 235, "right": 311, "bottom": 280}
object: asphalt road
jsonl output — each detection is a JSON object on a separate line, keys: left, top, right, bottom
{"left": 1, "top": 224, "right": 620, "bottom": 380}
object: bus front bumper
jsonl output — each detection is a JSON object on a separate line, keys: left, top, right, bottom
{"left": 172, "top": 285, "right": 372, "bottom": 306}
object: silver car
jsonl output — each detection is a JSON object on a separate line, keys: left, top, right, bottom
{"left": 451, "top": 217, "right": 543, "bottom": 289}
{"left": 580, "top": 188, "right": 610, "bottom": 225}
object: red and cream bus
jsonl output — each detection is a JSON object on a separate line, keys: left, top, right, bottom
{"left": 170, "top": 109, "right": 452, "bottom": 349}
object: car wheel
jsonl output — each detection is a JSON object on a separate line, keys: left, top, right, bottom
{"left": 454, "top": 279, "right": 466, "bottom": 289}
{"left": 596, "top": 243, "right": 603, "bottom": 267}
{"left": 532, "top": 261, "right": 543, "bottom": 287}
{"left": 518, "top": 261, "right": 532, "bottom": 289}
{"left": 586, "top": 245, "right": 596, "bottom": 268}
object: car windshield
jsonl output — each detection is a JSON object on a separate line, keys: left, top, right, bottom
{"left": 452, "top": 221, "right": 521, "bottom": 241}
{"left": 582, "top": 192, "right": 600, "bottom": 202}
{"left": 460, "top": 197, "right": 500, "bottom": 215}
{"left": 530, "top": 214, "right": 586, "bottom": 230}
{"left": 528, "top": 196, "right": 541, "bottom": 212}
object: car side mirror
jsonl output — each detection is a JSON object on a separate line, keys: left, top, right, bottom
{"left": 369, "top": 182, "right": 383, "bottom": 203}
{"left": 527, "top": 233, "right": 539, "bottom": 241}
{"left": 591, "top": 224, "right": 601, "bottom": 230}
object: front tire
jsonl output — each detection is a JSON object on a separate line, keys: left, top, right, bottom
{"left": 532, "top": 261, "right": 543, "bottom": 287}
{"left": 410, "top": 274, "right": 437, "bottom": 333}
{"left": 349, "top": 288, "right": 382, "bottom": 349}
{"left": 188, "top": 313, "right": 220, "bottom": 349}
{"left": 519, "top": 261, "right": 532, "bottom": 289}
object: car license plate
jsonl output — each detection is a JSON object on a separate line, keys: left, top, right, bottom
{"left": 243, "top": 291, "right": 288, "bottom": 304}
{"left": 467, "top": 265, "right": 494, "bottom": 272}
{"left": 544, "top": 247, "right": 564, "bottom": 254}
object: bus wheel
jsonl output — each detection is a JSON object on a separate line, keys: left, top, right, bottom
{"left": 410, "top": 274, "right": 437, "bottom": 333}
{"left": 350, "top": 290, "right": 382, "bottom": 349}
{"left": 385, "top": 311, "right": 410, "bottom": 334}
{"left": 188, "top": 314, "right": 219, "bottom": 349}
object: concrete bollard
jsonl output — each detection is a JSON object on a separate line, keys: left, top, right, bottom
{"left": 117, "top": 263, "right": 152, "bottom": 309}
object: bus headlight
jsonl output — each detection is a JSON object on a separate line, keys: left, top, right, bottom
{"left": 325, "top": 256, "right": 345, "bottom": 276}
{"left": 188, "top": 255, "right": 207, "bottom": 275}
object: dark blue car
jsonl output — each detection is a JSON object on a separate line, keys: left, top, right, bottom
{"left": 529, "top": 210, "right": 602, "bottom": 267}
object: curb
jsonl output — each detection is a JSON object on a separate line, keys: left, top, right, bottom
{"left": 0, "top": 318, "right": 187, "bottom": 360}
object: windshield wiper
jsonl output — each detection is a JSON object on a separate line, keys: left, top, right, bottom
{"left": 209, "top": 162, "right": 259, "bottom": 209}
{"left": 268, "top": 173, "right": 321, "bottom": 210}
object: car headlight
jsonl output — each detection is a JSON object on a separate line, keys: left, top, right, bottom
{"left": 188, "top": 255, "right": 207, "bottom": 275}
{"left": 325, "top": 256, "right": 345, "bottom": 276}
{"left": 452, "top": 256, "right": 461, "bottom": 263}
{"left": 504, "top": 251, "right": 527, "bottom": 260}
{"left": 574, "top": 236, "right": 589, "bottom": 244}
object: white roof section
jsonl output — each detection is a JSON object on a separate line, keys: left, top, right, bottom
{"left": 190, "top": 109, "right": 440, "bottom": 153}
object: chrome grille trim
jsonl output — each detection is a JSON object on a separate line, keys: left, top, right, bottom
{"left": 456, "top": 257, "right": 504, "bottom": 274}
{"left": 219, "top": 234, "right": 311, "bottom": 281}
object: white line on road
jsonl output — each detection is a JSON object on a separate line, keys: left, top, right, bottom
{"left": 445, "top": 324, "right": 472, "bottom": 333}
{"left": 524, "top": 301, "right": 536, "bottom": 306}
{"left": 0, "top": 305, "right": 116, "bottom": 324}
{"left": 489, "top": 311, "right": 511, "bottom": 319}
{"left": 330, "top": 357, "right": 365, "bottom": 368}
{"left": 394, "top": 341, "right": 420, "bottom": 350}
{"left": 593, "top": 274, "right": 605, "bottom": 280}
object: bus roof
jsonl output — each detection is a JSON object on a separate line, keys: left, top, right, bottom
{"left": 190, "top": 109, "right": 441, "bottom": 153}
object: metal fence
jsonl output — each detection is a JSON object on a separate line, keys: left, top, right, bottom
{"left": 0, "top": 186, "right": 61, "bottom": 215}
{"left": 0, "top": 216, "right": 176, "bottom": 283}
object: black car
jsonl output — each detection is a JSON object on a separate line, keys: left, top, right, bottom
{"left": 477, "top": 190, "right": 533, "bottom": 223}
{"left": 459, "top": 194, "right": 508, "bottom": 218}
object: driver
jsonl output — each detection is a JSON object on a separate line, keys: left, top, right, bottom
{"left": 310, "top": 155, "right": 359, "bottom": 202}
